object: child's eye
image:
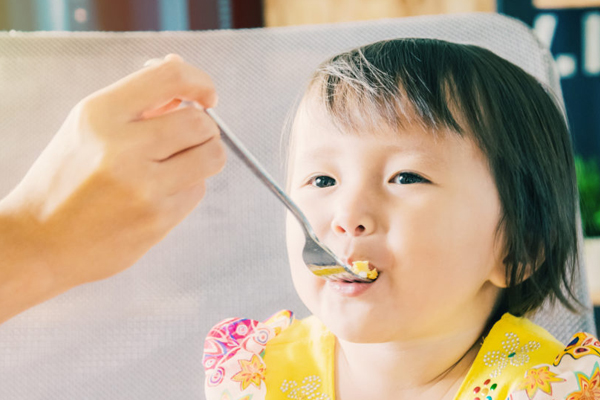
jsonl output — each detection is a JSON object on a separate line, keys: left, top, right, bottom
{"left": 308, "top": 175, "right": 337, "bottom": 188}
{"left": 389, "top": 172, "right": 428, "bottom": 185}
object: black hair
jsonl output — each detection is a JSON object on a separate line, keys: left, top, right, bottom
{"left": 307, "top": 38, "right": 582, "bottom": 317}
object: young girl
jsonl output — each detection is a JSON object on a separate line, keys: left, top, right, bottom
{"left": 203, "top": 38, "right": 600, "bottom": 400}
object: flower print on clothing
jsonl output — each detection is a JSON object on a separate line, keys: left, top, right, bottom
{"left": 263, "top": 310, "right": 294, "bottom": 336}
{"left": 554, "top": 333, "right": 600, "bottom": 366}
{"left": 280, "top": 375, "right": 331, "bottom": 400}
{"left": 204, "top": 318, "right": 262, "bottom": 372}
{"left": 517, "top": 366, "right": 565, "bottom": 399}
{"left": 231, "top": 354, "right": 267, "bottom": 391}
{"left": 483, "top": 332, "right": 541, "bottom": 378}
{"left": 565, "top": 361, "right": 600, "bottom": 400}
{"left": 208, "top": 367, "right": 226, "bottom": 387}
{"left": 470, "top": 378, "right": 498, "bottom": 400}
{"left": 218, "top": 391, "right": 253, "bottom": 400}
{"left": 204, "top": 311, "right": 294, "bottom": 400}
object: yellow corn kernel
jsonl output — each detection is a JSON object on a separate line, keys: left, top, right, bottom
{"left": 351, "top": 260, "right": 378, "bottom": 279}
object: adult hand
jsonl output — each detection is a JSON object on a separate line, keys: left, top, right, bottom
{"left": 0, "top": 55, "right": 225, "bottom": 322}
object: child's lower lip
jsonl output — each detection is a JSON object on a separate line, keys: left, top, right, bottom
{"left": 326, "top": 279, "right": 376, "bottom": 297}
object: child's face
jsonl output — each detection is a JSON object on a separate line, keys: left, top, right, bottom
{"left": 285, "top": 101, "right": 507, "bottom": 344}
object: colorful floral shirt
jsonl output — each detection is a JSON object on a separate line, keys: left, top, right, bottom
{"left": 203, "top": 311, "right": 600, "bottom": 400}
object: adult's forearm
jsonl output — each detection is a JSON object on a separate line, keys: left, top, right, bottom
{"left": 0, "top": 204, "right": 67, "bottom": 325}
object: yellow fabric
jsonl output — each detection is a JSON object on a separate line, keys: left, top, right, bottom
{"left": 263, "top": 315, "right": 336, "bottom": 400}
{"left": 456, "top": 313, "right": 564, "bottom": 400}
{"left": 260, "top": 313, "right": 564, "bottom": 400}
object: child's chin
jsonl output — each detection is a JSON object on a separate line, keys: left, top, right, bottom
{"left": 323, "top": 312, "right": 396, "bottom": 343}
{"left": 333, "top": 325, "right": 392, "bottom": 344}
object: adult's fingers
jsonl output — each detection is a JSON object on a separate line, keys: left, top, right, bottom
{"left": 141, "top": 98, "right": 182, "bottom": 119}
{"left": 130, "top": 105, "right": 220, "bottom": 161}
{"left": 153, "top": 135, "right": 227, "bottom": 196}
{"left": 159, "top": 182, "right": 209, "bottom": 232}
{"left": 93, "top": 56, "right": 217, "bottom": 120}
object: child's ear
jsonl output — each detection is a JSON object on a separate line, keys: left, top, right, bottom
{"left": 489, "top": 248, "right": 545, "bottom": 289}
{"left": 489, "top": 238, "right": 509, "bottom": 288}
{"left": 489, "top": 258, "right": 508, "bottom": 288}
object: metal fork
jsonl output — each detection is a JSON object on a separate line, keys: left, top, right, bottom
{"left": 205, "top": 108, "right": 374, "bottom": 283}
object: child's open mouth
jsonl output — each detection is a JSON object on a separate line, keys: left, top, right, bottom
{"left": 326, "top": 262, "right": 379, "bottom": 297}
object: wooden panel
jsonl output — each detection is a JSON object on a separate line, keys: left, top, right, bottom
{"left": 95, "top": 1, "right": 134, "bottom": 31}
{"left": 231, "top": 0, "right": 264, "bottom": 28}
{"left": 188, "top": 0, "right": 220, "bottom": 30}
{"left": 534, "top": 0, "right": 600, "bottom": 8}
{"left": 265, "top": 0, "right": 496, "bottom": 27}
{"left": 0, "top": 1, "right": 8, "bottom": 30}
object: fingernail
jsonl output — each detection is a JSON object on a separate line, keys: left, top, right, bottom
{"left": 164, "top": 54, "right": 184, "bottom": 62}
{"left": 179, "top": 100, "right": 204, "bottom": 110}
{"left": 143, "top": 58, "right": 163, "bottom": 68}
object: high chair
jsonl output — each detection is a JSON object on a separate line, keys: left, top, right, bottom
{"left": 0, "top": 12, "right": 595, "bottom": 399}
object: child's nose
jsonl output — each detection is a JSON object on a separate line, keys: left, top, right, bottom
{"left": 332, "top": 221, "right": 368, "bottom": 236}
{"left": 331, "top": 206, "right": 376, "bottom": 237}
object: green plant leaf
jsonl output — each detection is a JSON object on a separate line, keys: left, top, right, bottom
{"left": 576, "top": 156, "right": 600, "bottom": 237}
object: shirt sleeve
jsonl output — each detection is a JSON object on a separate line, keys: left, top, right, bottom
{"left": 203, "top": 310, "right": 294, "bottom": 400}
{"left": 506, "top": 332, "right": 600, "bottom": 400}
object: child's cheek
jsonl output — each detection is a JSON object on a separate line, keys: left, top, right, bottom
{"left": 285, "top": 212, "right": 326, "bottom": 312}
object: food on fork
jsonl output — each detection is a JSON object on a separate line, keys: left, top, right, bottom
{"left": 351, "top": 261, "right": 378, "bottom": 280}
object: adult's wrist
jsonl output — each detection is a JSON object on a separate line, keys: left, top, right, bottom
{"left": 0, "top": 197, "right": 68, "bottom": 324}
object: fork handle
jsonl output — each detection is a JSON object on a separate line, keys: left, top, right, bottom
{"left": 205, "top": 108, "right": 315, "bottom": 238}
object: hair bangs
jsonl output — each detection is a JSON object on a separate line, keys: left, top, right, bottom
{"left": 308, "top": 40, "right": 473, "bottom": 140}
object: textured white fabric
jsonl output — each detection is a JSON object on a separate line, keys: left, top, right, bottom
{"left": 0, "top": 13, "right": 595, "bottom": 399}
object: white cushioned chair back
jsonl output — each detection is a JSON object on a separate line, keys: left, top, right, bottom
{"left": 0, "top": 13, "right": 595, "bottom": 400}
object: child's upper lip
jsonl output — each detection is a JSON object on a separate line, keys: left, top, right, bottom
{"left": 337, "top": 240, "right": 388, "bottom": 272}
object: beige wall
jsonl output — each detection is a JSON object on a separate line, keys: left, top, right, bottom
{"left": 265, "top": 0, "right": 496, "bottom": 28}
{"left": 534, "top": 0, "right": 600, "bottom": 8}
